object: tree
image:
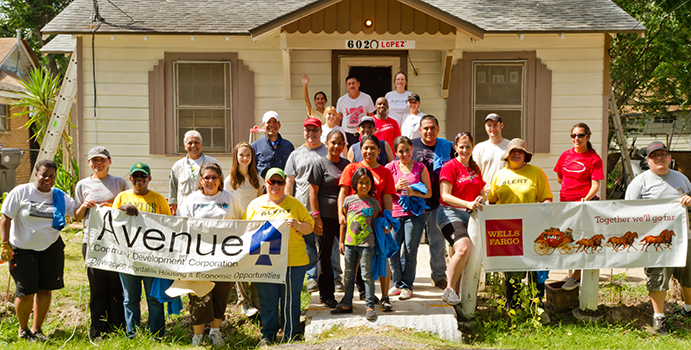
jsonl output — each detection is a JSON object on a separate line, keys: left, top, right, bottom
{"left": 610, "top": 0, "right": 691, "bottom": 137}
{"left": 0, "top": 0, "right": 73, "bottom": 76}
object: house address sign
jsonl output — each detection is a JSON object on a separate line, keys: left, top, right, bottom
{"left": 345, "top": 40, "right": 416, "bottom": 50}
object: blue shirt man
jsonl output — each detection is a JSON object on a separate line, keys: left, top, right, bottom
{"left": 252, "top": 111, "right": 295, "bottom": 178}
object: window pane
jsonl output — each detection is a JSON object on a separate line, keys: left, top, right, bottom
{"left": 212, "top": 128, "right": 226, "bottom": 151}
{"left": 177, "top": 63, "right": 226, "bottom": 107}
{"left": 474, "top": 63, "right": 523, "bottom": 106}
{"left": 473, "top": 109, "right": 523, "bottom": 143}
{"left": 178, "top": 109, "right": 194, "bottom": 127}
{"left": 195, "top": 110, "right": 213, "bottom": 127}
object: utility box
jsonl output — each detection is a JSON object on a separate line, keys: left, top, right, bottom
{"left": 545, "top": 281, "right": 579, "bottom": 311}
{"left": 0, "top": 148, "right": 22, "bottom": 195}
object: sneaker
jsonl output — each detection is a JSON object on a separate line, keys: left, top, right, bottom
{"left": 399, "top": 288, "right": 413, "bottom": 300}
{"left": 433, "top": 278, "right": 447, "bottom": 290}
{"left": 241, "top": 303, "right": 259, "bottom": 317}
{"left": 33, "top": 329, "right": 49, "bottom": 342}
{"left": 652, "top": 316, "right": 668, "bottom": 335}
{"left": 257, "top": 338, "right": 271, "bottom": 347}
{"left": 442, "top": 287, "right": 461, "bottom": 305}
{"left": 562, "top": 277, "right": 580, "bottom": 291}
{"left": 209, "top": 331, "right": 224, "bottom": 347}
{"left": 307, "top": 280, "right": 319, "bottom": 293}
{"left": 538, "top": 309, "right": 551, "bottom": 325}
{"left": 680, "top": 307, "right": 691, "bottom": 318}
{"left": 322, "top": 298, "right": 338, "bottom": 308}
{"left": 19, "top": 329, "right": 37, "bottom": 342}
{"left": 330, "top": 305, "right": 353, "bottom": 315}
{"left": 388, "top": 286, "right": 401, "bottom": 296}
{"left": 365, "top": 308, "right": 377, "bottom": 321}
{"left": 334, "top": 279, "right": 345, "bottom": 292}
{"left": 380, "top": 296, "right": 393, "bottom": 312}
{"left": 191, "top": 334, "right": 203, "bottom": 346}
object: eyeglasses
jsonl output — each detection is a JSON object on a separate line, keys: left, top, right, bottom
{"left": 268, "top": 179, "right": 286, "bottom": 186}
{"left": 131, "top": 172, "right": 148, "bottom": 179}
{"left": 571, "top": 133, "right": 589, "bottom": 139}
{"left": 304, "top": 128, "right": 320, "bottom": 133}
{"left": 649, "top": 151, "right": 670, "bottom": 159}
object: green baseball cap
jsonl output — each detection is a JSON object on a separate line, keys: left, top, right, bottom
{"left": 265, "top": 168, "right": 285, "bottom": 179}
{"left": 129, "top": 162, "right": 151, "bottom": 175}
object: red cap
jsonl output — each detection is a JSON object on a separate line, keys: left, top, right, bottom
{"left": 303, "top": 118, "right": 322, "bottom": 128}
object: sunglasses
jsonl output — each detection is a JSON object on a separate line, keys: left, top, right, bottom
{"left": 268, "top": 179, "right": 286, "bottom": 186}
{"left": 570, "top": 133, "right": 588, "bottom": 139}
{"left": 131, "top": 172, "right": 148, "bottom": 179}
{"left": 649, "top": 151, "right": 670, "bottom": 159}
{"left": 455, "top": 132, "right": 472, "bottom": 140}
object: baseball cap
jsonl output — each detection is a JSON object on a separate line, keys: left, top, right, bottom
{"left": 303, "top": 118, "right": 322, "bottom": 129}
{"left": 358, "top": 116, "right": 375, "bottom": 127}
{"left": 129, "top": 162, "right": 151, "bottom": 175}
{"left": 646, "top": 141, "right": 667, "bottom": 157}
{"left": 265, "top": 168, "right": 286, "bottom": 180}
{"left": 407, "top": 93, "right": 420, "bottom": 102}
{"left": 262, "top": 111, "right": 280, "bottom": 124}
{"left": 88, "top": 146, "right": 111, "bottom": 160}
{"left": 484, "top": 113, "right": 502, "bottom": 123}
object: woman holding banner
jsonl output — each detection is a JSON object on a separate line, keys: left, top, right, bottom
{"left": 178, "top": 163, "right": 243, "bottom": 347}
{"left": 554, "top": 123, "right": 604, "bottom": 291}
{"left": 74, "top": 146, "right": 128, "bottom": 339}
{"left": 243, "top": 168, "right": 314, "bottom": 346}
{"left": 224, "top": 142, "right": 263, "bottom": 317}
{"left": 488, "top": 138, "right": 552, "bottom": 324}
{"left": 437, "top": 133, "right": 484, "bottom": 305}
{"left": 0, "top": 160, "right": 75, "bottom": 342}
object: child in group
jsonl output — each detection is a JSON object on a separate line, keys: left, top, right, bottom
{"left": 331, "top": 168, "right": 381, "bottom": 321}
{"left": 321, "top": 106, "right": 348, "bottom": 153}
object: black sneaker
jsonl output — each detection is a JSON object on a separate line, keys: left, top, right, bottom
{"left": 380, "top": 296, "right": 393, "bottom": 312}
{"left": 19, "top": 329, "right": 37, "bottom": 342}
{"left": 652, "top": 316, "right": 668, "bottom": 335}
{"left": 330, "top": 305, "right": 353, "bottom": 315}
{"left": 33, "top": 329, "right": 50, "bottom": 342}
{"left": 433, "top": 278, "right": 447, "bottom": 290}
{"left": 321, "top": 298, "right": 338, "bottom": 308}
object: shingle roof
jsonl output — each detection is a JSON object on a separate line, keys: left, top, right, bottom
{"left": 40, "top": 35, "right": 76, "bottom": 54}
{"left": 42, "top": 0, "right": 643, "bottom": 35}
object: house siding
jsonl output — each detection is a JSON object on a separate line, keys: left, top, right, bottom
{"left": 80, "top": 33, "right": 605, "bottom": 197}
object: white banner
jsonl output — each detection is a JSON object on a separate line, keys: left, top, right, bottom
{"left": 85, "top": 207, "right": 289, "bottom": 283}
{"left": 478, "top": 199, "right": 688, "bottom": 272}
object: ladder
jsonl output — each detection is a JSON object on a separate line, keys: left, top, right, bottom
{"left": 31, "top": 45, "right": 79, "bottom": 177}
{"left": 609, "top": 84, "right": 635, "bottom": 184}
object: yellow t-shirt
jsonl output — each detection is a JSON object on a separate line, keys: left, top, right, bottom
{"left": 488, "top": 164, "right": 553, "bottom": 204}
{"left": 243, "top": 195, "right": 314, "bottom": 267}
{"left": 309, "top": 108, "right": 326, "bottom": 124}
{"left": 113, "top": 190, "right": 172, "bottom": 215}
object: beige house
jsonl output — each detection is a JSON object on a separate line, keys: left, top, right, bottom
{"left": 42, "top": 0, "right": 643, "bottom": 197}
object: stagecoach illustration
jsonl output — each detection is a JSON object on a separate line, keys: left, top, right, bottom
{"left": 533, "top": 227, "right": 575, "bottom": 255}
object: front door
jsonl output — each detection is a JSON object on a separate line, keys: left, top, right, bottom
{"left": 338, "top": 56, "right": 402, "bottom": 101}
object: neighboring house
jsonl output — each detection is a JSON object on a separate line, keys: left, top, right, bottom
{"left": 41, "top": 0, "right": 643, "bottom": 198}
{"left": 623, "top": 112, "right": 691, "bottom": 151}
{"left": 0, "top": 37, "right": 40, "bottom": 184}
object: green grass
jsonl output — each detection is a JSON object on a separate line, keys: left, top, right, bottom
{"left": 2, "top": 229, "right": 691, "bottom": 349}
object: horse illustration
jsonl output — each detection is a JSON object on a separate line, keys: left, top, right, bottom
{"left": 606, "top": 231, "right": 639, "bottom": 252}
{"left": 640, "top": 229, "right": 676, "bottom": 252}
{"left": 574, "top": 234, "right": 605, "bottom": 254}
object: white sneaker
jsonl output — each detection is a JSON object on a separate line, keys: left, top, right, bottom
{"left": 209, "top": 331, "right": 224, "bottom": 347}
{"left": 399, "top": 288, "right": 413, "bottom": 300}
{"left": 442, "top": 287, "right": 461, "bottom": 305}
{"left": 388, "top": 286, "right": 401, "bottom": 295}
{"left": 241, "top": 303, "right": 259, "bottom": 317}
{"left": 562, "top": 277, "right": 580, "bottom": 291}
{"left": 191, "top": 334, "right": 203, "bottom": 346}
{"left": 539, "top": 309, "right": 551, "bottom": 325}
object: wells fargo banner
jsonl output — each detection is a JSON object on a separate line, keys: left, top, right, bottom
{"left": 478, "top": 199, "right": 688, "bottom": 272}
{"left": 85, "top": 207, "right": 289, "bottom": 283}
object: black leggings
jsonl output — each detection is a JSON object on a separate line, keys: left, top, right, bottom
{"left": 316, "top": 217, "right": 339, "bottom": 302}
{"left": 441, "top": 220, "right": 468, "bottom": 246}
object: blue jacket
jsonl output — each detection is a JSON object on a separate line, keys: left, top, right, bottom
{"left": 398, "top": 182, "right": 429, "bottom": 216}
{"left": 372, "top": 210, "right": 400, "bottom": 279}
{"left": 150, "top": 278, "right": 183, "bottom": 315}
{"left": 432, "top": 138, "right": 454, "bottom": 173}
{"left": 252, "top": 134, "right": 295, "bottom": 178}
{"left": 52, "top": 188, "right": 66, "bottom": 231}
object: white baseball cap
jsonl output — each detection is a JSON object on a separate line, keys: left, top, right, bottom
{"left": 262, "top": 111, "right": 280, "bottom": 124}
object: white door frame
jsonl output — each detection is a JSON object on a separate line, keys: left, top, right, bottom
{"left": 338, "top": 56, "right": 401, "bottom": 96}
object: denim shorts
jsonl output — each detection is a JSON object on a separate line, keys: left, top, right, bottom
{"left": 436, "top": 205, "right": 470, "bottom": 230}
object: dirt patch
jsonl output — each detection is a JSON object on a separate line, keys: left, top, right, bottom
{"left": 272, "top": 335, "right": 426, "bottom": 350}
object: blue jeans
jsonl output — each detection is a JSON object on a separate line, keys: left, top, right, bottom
{"left": 426, "top": 207, "right": 447, "bottom": 282}
{"left": 119, "top": 273, "right": 165, "bottom": 337}
{"left": 304, "top": 233, "right": 318, "bottom": 281}
{"left": 332, "top": 238, "right": 342, "bottom": 280}
{"left": 389, "top": 215, "right": 426, "bottom": 290}
{"left": 343, "top": 246, "right": 376, "bottom": 309}
{"left": 255, "top": 264, "right": 308, "bottom": 342}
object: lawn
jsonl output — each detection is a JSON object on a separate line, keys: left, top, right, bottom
{"left": 1, "top": 229, "right": 690, "bottom": 349}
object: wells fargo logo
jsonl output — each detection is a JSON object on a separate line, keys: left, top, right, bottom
{"left": 485, "top": 219, "right": 523, "bottom": 257}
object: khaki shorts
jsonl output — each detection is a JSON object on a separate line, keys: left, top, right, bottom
{"left": 645, "top": 242, "right": 691, "bottom": 291}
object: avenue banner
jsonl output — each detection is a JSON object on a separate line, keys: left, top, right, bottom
{"left": 478, "top": 199, "right": 689, "bottom": 272}
{"left": 85, "top": 207, "right": 289, "bottom": 283}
